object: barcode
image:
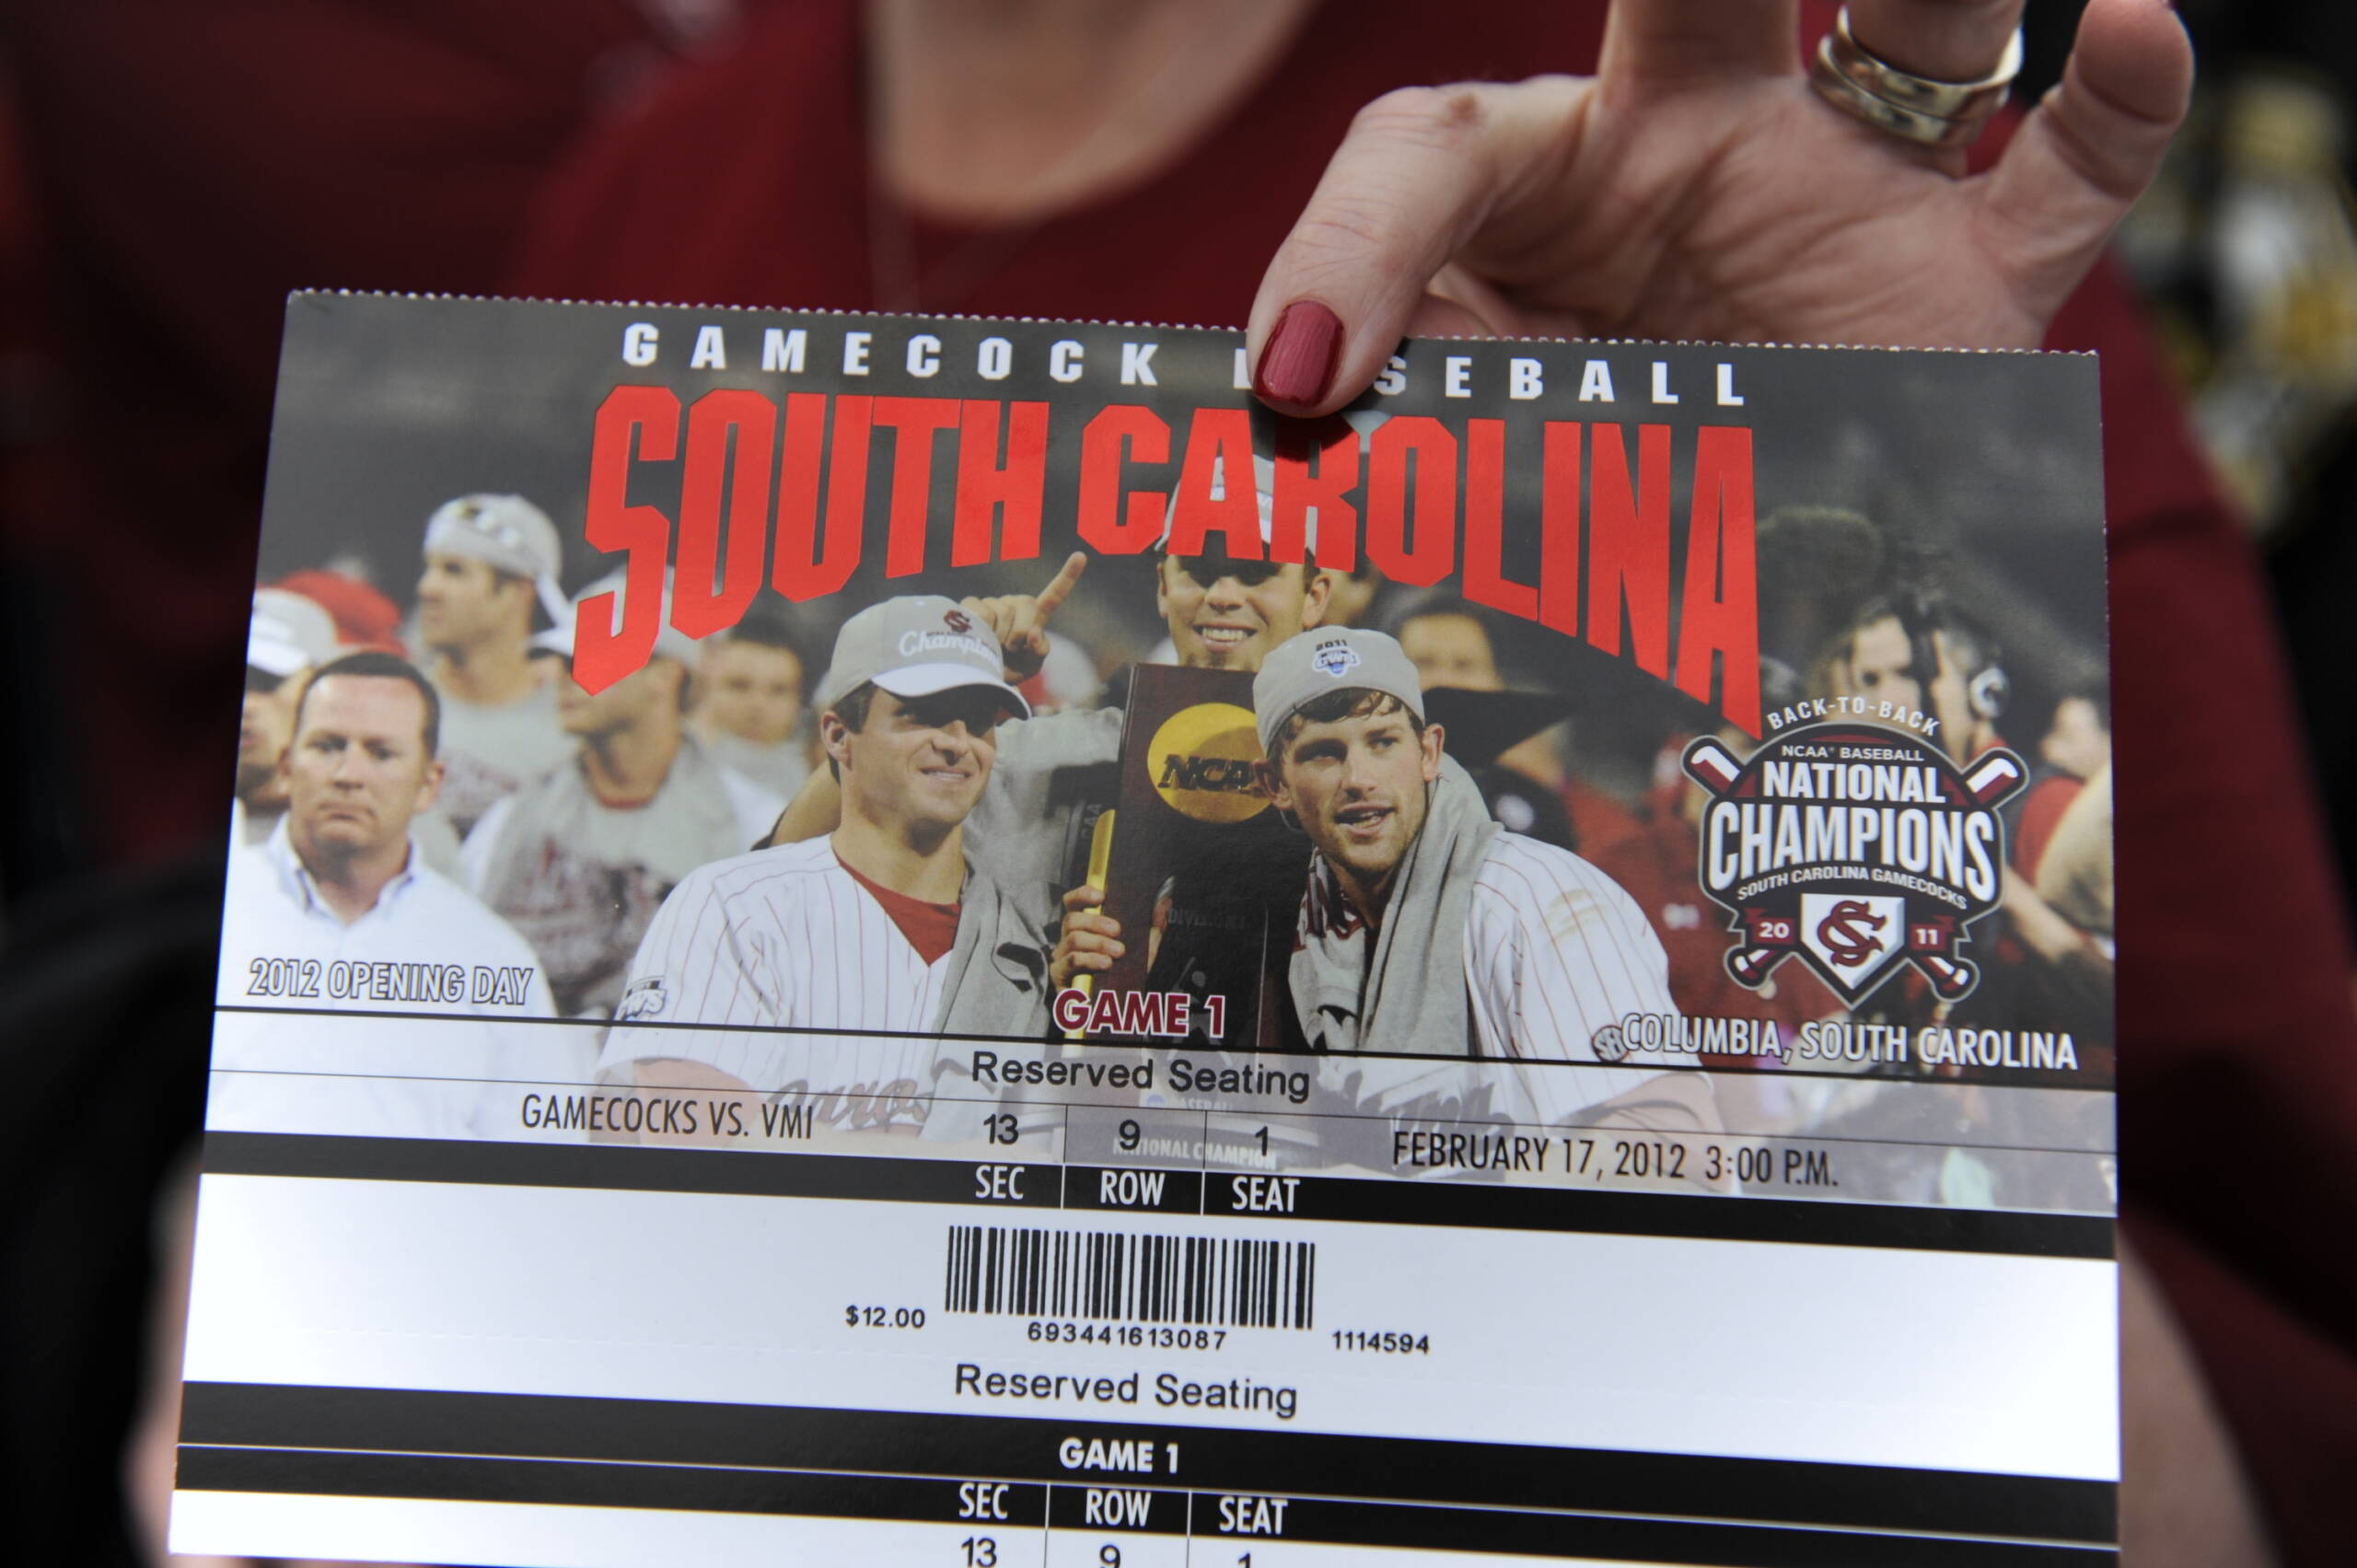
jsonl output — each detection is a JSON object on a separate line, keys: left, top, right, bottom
{"left": 944, "top": 1226, "right": 1315, "bottom": 1330}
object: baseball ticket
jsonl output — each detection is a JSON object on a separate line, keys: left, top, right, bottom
{"left": 180, "top": 294, "right": 2119, "bottom": 1565}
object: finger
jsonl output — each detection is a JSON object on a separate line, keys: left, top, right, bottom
{"left": 1066, "top": 932, "right": 1126, "bottom": 959}
{"left": 1069, "top": 912, "right": 1125, "bottom": 940}
{"left": 1845, "top": 0, "right": 2024, "bottom": 85}
{"left": 1062, "top": 884, "right": 1107, "bottom": 912}
{"left": 1403, "top": 293, "right": 1500, "bottom": 342}
{"left": 962, "top": 594, "right": 1021, "bottom": 646}
{"left": 959, "top": 594, "right": 1004, "bottom": 634}
{"left": 1004, "top": 598, "right": 1043, "bottom": 654}
{"left": 1416, "top": 263, "right": 1520, "bottom": 338}
{"left": 1034, "top": 551, "right": 1088, "bottom": 617}
{"left": 1247, "top": 77, "right": 1589, "bottom": 416}
{"left": 1598, "top": 0, "right": 1798, "bottom": 81}
{"left": 1977, "top": 0, "right": 2190, "bottom": 314}
{"left": 1062, "top": 950, "right": 1116, "bottom": 975}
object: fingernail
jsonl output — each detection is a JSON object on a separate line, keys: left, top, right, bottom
{"left": 1254, "top": 300, "right": 1343, "bottom": 408}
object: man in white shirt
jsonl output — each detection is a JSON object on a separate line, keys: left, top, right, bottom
{"left": 214, "top": 652, "right": 577, "bottom": 1140}
{"left": 1245, "top": 628, "right": 1710, "bottom": 1133}
{"left": 600, "top": 596, "right": 1051, "bottom": 1136}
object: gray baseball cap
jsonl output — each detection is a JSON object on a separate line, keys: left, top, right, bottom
{"left": 1252, "top": 626, "right": 1424, "bottom": 756}
{"left": 423, "top": 494, "right": 563, "bottom": 582}
{"left": 817, "top": 596, "right": 1031, "bottom": 719}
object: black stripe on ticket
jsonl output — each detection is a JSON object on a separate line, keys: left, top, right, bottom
{"left": 180, "top": 1382, "right": 2114, "bottom": 1548}
{"left": 199, "top": 1132, "right": 2111, "bottom": 1258}
{"left": 175, "top": 1443, "right": 2108, "bottom": 1565}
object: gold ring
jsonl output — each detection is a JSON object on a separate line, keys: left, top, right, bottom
{"left": 1808, "top": 5, "right": 2023, "bottom": 149}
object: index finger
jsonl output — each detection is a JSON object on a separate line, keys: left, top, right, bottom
{"left": 1246, "top": 77, "right": 1587, "bottom": 417}
{"left": 1035, "top": 551, "right": 1088, "bottom": 617}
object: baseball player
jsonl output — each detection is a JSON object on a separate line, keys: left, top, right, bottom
{"left": 690, "top": 609, "right": 816, "bottom": 802}
{"left": 462, "top": 569, "right": 784, "bottom": 1017}
{"left": 1212, "top": 628, "right": 1701, "bottom": 1130}
{"left": 414, "top": 492, "right": 577, "bottom": 833}
{"left": 766, "top": 524, "right": 1334, "bottom": 935}
{"left": 214, "top": 651, "right": 576, "bottom": 1139}
{"left": 598, "top": 596, "right": 1052, "bottom": 1136}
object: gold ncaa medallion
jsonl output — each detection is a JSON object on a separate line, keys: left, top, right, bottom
{"left": 1148, "top": 702, "right": 1269, "bottom": 823}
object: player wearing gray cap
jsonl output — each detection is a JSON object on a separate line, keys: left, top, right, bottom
{"left": 414, "top": 493, "right": 578, "bottom": 834}
{"left": 1237, "top": 627, "right": 1708, "bottom": 1132}
{"left": 461, "top": 569, "right": 785, "bottom": 1016}
{"left": 598, "top": 596, "right": 1053, "bottom": 1137}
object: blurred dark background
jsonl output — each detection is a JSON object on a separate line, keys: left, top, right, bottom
{"left": 1, "top": 1, "right": 2352, "bottom": 1562}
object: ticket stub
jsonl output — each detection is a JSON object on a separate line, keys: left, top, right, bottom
{"left": 180, "top": 294, "right": 2118, "bottom": 1566}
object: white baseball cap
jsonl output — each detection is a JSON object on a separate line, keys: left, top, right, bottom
{"left": 1154, "top": 410, "right": 1389, "bottom": 561}
{"left": 816, "top": 596, "right": 1030, "bottom": 719}
{"left": 248, "top": 587, "right": 341, "bottom": 679}
{"left": 1155, "top": 450, "right": 1293, "bottom": 556}
{"left": 543, "top": 568, "right": 702, "bottom": 668}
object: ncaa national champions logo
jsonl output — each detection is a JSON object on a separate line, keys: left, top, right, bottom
{"left": 1681, "top": 724, "right": 2028, "bottom": 1005}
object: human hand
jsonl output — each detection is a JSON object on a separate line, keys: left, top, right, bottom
{"left": 962, "top": 551, "right": 1087, "bottom": 682}
{"left": 1247, "top": 0, "right": 2193, "bottom": 413}
{"left": 1050, "top": 882, "right": 1125, "bottom": 990}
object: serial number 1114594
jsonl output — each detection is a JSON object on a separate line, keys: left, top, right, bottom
{"left": 1332, "top": 1330, "right": 1430, "bottom": 1353}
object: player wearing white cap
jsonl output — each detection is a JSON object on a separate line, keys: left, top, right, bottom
{"left": 461, "top": 569, "right": 784, "bottom": 1017}
{"left": 414, "top": 492, "right": 578, "bottom": 833}
{"left": 215, "top": 651, "right": 576, "bottom": 1140}
{"left": 1238, "top": 628, "right": 1706, "bottom": 1132}
{"left": 598, "top": 597, "right": 1051, "bottom": 1136}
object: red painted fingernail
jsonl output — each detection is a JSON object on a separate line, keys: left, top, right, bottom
{"left": 1254, "top": 300, "right": 1343, "bottom": 408}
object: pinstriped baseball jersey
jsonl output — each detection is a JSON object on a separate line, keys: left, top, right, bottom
{"left": 597, "top": 838, "right": 950, "bottom": 1130}
{"left": 1462, "top": 830, "right": 1679, "bottom": 1125}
